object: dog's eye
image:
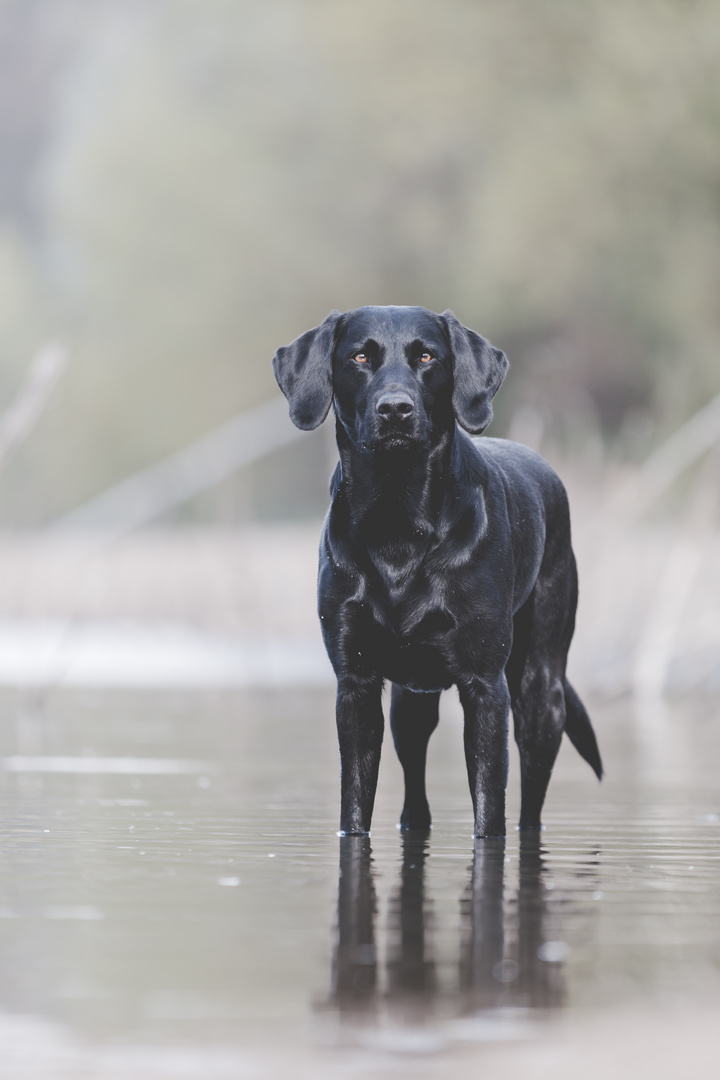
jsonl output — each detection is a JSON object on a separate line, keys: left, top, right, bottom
{"left": 353, "top": 353, "right": 368, "bottom": 363}
{"left": 420, "top": 352, "right": 433, "bottom": 363}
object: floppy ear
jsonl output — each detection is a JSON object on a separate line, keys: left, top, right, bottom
{"left": 272, "top": 310, "right": 341, "bottom": 430}
{"left": 441, "top": 310, "right": 509, "bottom": 434}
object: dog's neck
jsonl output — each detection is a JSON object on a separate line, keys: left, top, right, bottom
{"left": 333, "top": 420, "right": 457, "bottom": 543}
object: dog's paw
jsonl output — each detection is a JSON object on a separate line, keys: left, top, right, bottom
{"left": 399, "top": 806, "right": 432, "bottom": 832}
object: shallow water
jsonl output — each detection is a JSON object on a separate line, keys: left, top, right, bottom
{"left": 0, "top": 686, "right": 719, "bottom": 1077}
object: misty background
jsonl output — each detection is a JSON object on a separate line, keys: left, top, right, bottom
{"left": 1, "top": 0, "right": 719, "bottom": 526}
{"left": 0, "top": 0, "right": 718, "bottom": 706}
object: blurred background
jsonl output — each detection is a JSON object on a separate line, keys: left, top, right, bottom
{"left": 0, "top": 0, "right": 718, "bottom": 702}
{"left": 1, "top": 0, "right": 719, "bottom": 518}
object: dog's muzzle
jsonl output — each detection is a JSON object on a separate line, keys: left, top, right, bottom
{"left": 373, "top": 391, "right": 419, "bottom": 447}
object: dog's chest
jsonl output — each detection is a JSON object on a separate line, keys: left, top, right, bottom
{"left": 365, "top": 553, "right": 456, "bottom": 691}
{"left": 374, "top": 613, "right": 455, "bottom": 692}
{"left": 365, "top": 538, "right": 426, "bottom": 602}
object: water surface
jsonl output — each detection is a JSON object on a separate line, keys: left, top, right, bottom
{"left": 0, "top": 686, "right": 719, "bottom": 1077}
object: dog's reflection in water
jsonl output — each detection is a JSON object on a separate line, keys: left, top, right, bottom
{"left": 330, "top": 837, "right": 380, "bottom": 1015}
{"left": 459, "top": 835, "right": 564, "bottom": 1013}
{"left": 385, "top": 835, "right": 437, "bottom": 1025}
{"left": 328, "top": 832, "right": 564, "bottom": 1033}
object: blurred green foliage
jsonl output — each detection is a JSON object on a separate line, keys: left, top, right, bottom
{"left": 0, "top": 0, "right": 719, "bottom": 523}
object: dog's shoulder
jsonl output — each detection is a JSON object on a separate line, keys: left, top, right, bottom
{"left": 467, "top": 436, "right": 565, "bottom": 497}
{"left": 469, "top": 434, "right": 552, "bottom": 472}
{"left": 318, "top": 477, "right": 359, "bottom": 584}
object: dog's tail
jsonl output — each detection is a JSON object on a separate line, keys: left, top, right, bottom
{"left": 563, "top": 679, "right": 603, "bottom": 780}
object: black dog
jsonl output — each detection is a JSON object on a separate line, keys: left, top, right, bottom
{"left": 273, "top": 306, "right": 602, "bottom": 838}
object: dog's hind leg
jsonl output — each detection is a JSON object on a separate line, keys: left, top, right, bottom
{"left": 507, "top": 551, "right": 577, "bottom": 831}
{"left": 390, "top": 686, "right": 440, "bottom": 832}
{"left": 511, "top": 659, "right": 566, "bottom": 830}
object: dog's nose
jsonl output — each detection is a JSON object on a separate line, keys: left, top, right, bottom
{"left": 376, "top": 392, "right": 415, "bottom": 421}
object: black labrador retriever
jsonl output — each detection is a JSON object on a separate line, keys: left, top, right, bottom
{"left": 273, "top": 306, "right": 602, "bottom": 838}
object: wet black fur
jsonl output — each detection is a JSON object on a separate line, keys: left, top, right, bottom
{"left": 273, "top": 306, "right": 602, "bottom": 838}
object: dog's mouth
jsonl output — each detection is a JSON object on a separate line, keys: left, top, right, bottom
{"left": 373, "top": 415, "right": 425, "bottom": 447}
{"left": 372, "top": 430, "right": 419, "bottom": 451}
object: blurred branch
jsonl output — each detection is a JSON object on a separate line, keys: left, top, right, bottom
{"left": 48, "top": 396, "right": 303, "bottom": 537}
{"left": 619, "top": 390, "right": 720, "bottom": 516}
{"left": 0, "top": 345, "right": 67, "bottom": 472}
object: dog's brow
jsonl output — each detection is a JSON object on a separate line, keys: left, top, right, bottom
{"left": 404, "top": 337, "right": 442, "bottom": 355}
{"left": 348, "top": 336, "right": 380, "bottom": 354}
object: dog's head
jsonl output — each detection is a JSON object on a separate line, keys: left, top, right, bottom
{"left": 272, "top": 306, "right": 508, "bottom": 451}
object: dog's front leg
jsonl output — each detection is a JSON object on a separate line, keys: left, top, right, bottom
{"left": 458, "top": 674, "right": 510, "bottom": 838}
{"left": 336, "top": 675, "right": 384, "bottom": 836}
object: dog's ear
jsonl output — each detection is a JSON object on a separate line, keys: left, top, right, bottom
{"left": 441, "top": 310, "right": 508, "bottom": 434}
{"left": 272, "top": 311, "right": 341, "bottom": 430}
